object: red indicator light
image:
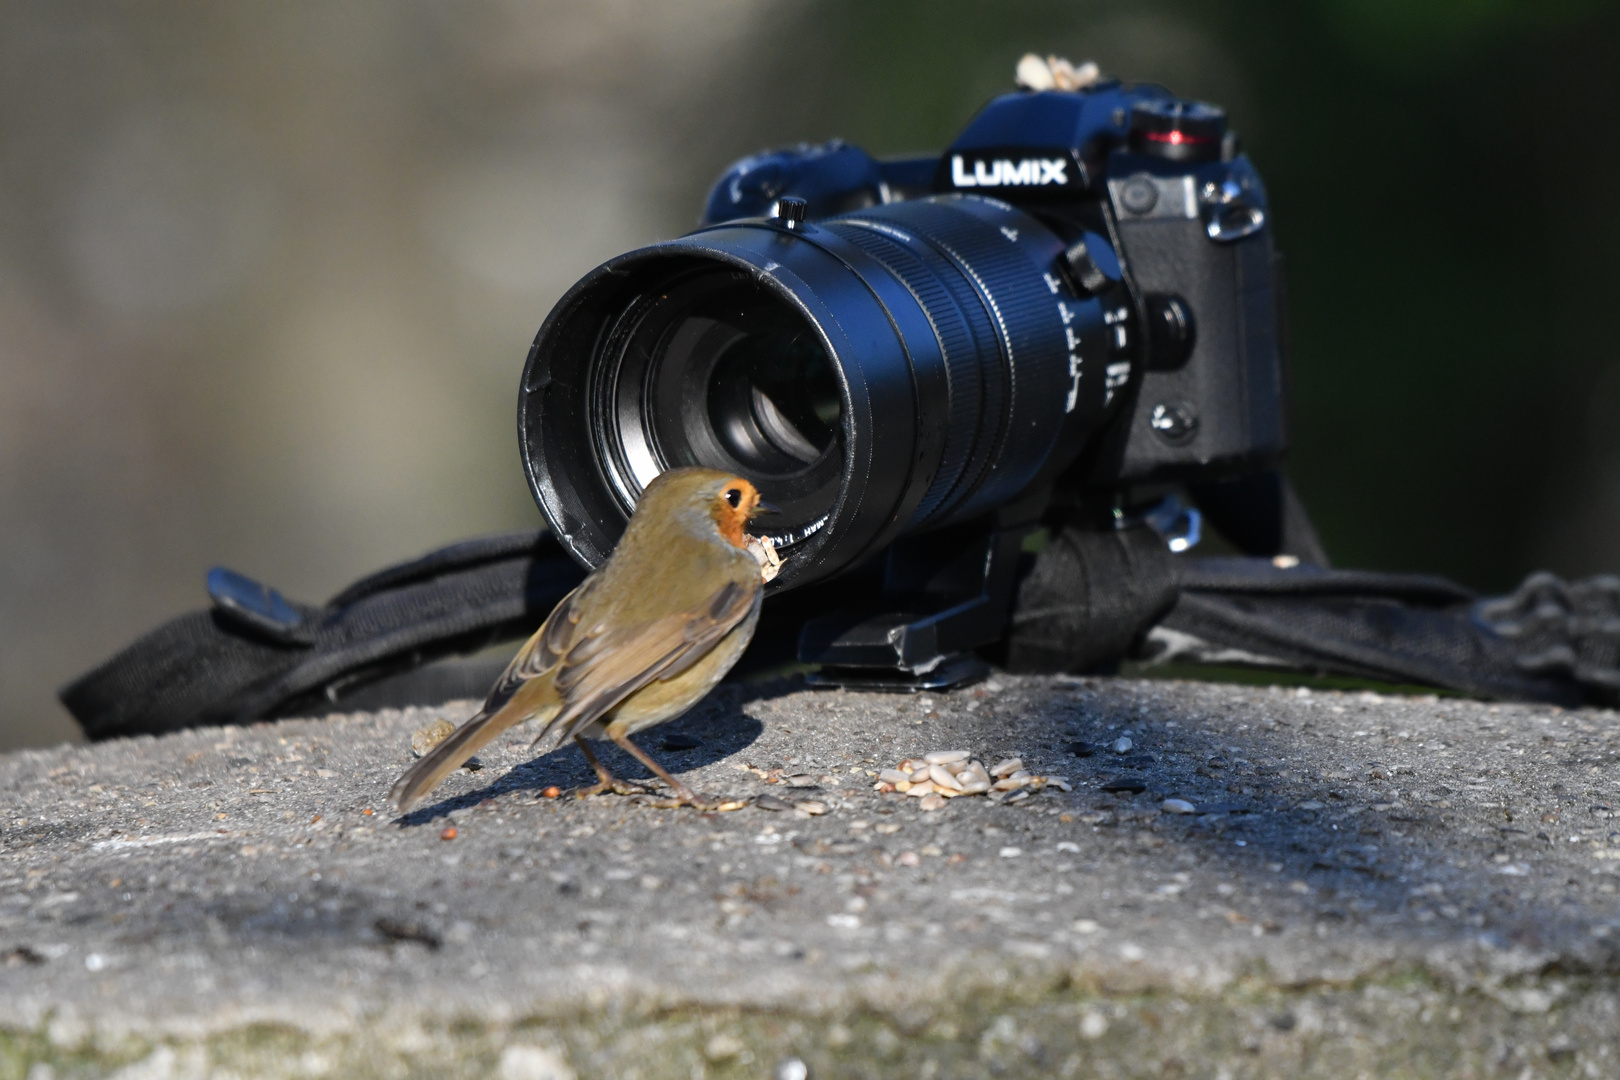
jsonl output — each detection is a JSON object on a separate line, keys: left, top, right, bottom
{"left": 1142, "top": 130, "right": 1216, "bottom": 145}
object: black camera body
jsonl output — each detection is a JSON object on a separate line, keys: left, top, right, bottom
{"left": 519, "top": 78, "right": 1289, "bottom": 688}
{"left": 699, "top": 85, "right": 1285, "bottom": 490}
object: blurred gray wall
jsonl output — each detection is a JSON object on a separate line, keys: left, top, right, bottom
{"left": 4, "top": 1, "right": 1618, "bottom": 750}
{"left": 0, "top": 1, "right": 801, "bottom": 748}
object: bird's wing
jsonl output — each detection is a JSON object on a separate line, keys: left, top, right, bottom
{"left": 389, "top": 575, "right": 759, "bottom": 812}
{"left": 548, "top": 577, "right": 761, "bottom": 743}
{"left": 388, "top": 580, "right": 588, "bottom": 812}
{"left": 481, "top": 580, "right": 589, "bottom": 714}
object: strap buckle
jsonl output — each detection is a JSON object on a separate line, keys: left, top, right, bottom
{"left": 206, "top": 567, "right": 310, "bottom": 643}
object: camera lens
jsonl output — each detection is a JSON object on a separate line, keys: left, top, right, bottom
{"left": 521, "top": 195, "right": 1126, "bottom": 588}
{"left": 705, "top": 327, "right": 839, "bottom": 474}
{"left": 612, "top": 270, "right": 840, "bottom": 482}
{"left": 579, "top": 269, "right": 847, "bottom": 544}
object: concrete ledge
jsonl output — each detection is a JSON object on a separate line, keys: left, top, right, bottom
{"left": 3, "top": 675, "right": 1619, "bottom": 1077}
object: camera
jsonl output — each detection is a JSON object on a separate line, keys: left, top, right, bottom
{"left": 518, "top": 71, "right": 1288, "bottom": 689}
{"left": 65, "top": 62, "right": 1619, "bottom": 742}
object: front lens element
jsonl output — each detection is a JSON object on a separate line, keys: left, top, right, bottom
{"left": 594, "top": 270, "right": 846, "bottom": 541}
{"left": 706, "top": 326, "right": 840, "bottom": 474}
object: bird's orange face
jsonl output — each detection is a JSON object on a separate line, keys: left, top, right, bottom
{"left": 709, "top": 477, "right": 765, "bottom": 549}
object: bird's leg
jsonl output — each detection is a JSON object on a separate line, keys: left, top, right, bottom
{"left": 572, "top": 737, "right": 651, "bottom": 798}
{"left": 608, "top": 730, "right": 713, "bottom": 809}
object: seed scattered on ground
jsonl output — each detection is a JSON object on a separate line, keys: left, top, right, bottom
{"left": 439, "top": 827, "right": 457, "bottom": 841}
{"left": 409, "top": 719, "right": 481, "bottom": 771}
{"left": 754, "top": 793, "right": 823, "bottom": 814}
{"left": 1161, "top": 799, "right": 1197, "bottom": 814}
{"left": 1112, "top": 737, "right": 1134, "bottom": 754}
{"left": 872, "top": 751, "right": 1063, "bottom": 806}
{"left": 411, "top": 719, "right": 455, "bottom": 757}
{"left": 541, "top": 787, "right": 561, "bottom": 799}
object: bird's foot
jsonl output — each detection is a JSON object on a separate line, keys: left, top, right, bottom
{"left": 600, "top": 733, "right": 744, "bottom": 809}
{"left": 571, "top": 778, "right": 654, "bottom": 799}
{"left": 625, "top": 778, "right": 702, "bottom": 808}
{"left": 641, "top": 791, "right": 706, "bottom": 810}
{"left": 639, "top": 787, "right": 749, "bottom": 812}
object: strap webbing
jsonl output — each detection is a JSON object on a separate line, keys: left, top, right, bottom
{"left": 60, "top": 531, "right": 584, "bottom": 740}
{"left": 1003, "top": 527, "right": 1608, "bottom": 707}
{"left": 59, "top": 526, "right": 1619, "bottom": 740}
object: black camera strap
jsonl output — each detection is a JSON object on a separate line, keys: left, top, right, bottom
{"left": 1005, "top": 525, "right": 1611, "bottom": 707}
{"left": 60, "top": 527, "right": 1619, "bottom": 740}
{"left": 59, "top": 531, "right": 585, "bottom": 740}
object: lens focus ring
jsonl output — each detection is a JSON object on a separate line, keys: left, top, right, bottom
{"left": 838, "top": 197, "right": 1071, "bottom": 522}
{"left": 825, "top": 220, "right": 989, "bottom": 525}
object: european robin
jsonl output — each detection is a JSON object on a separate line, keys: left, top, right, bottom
{"left": 389, "top": 467, "right": 776, "bottom": 812}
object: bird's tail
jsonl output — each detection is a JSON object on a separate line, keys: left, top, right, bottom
{"left": 390, "top": 702, "right": 541, "bottom": 813}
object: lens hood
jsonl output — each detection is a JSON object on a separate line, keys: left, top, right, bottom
{"left": 519, "top": 195, "right": 1114, "bottom": 590}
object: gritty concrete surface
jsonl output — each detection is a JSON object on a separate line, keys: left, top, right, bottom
{"left": 4, "top": 674, "right": 1620, "bottom": 1078}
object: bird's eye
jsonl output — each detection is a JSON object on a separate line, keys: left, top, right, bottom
{"left": 724, "top": 488, "right": 742, "bottom": 508}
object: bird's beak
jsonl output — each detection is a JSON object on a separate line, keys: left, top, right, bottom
{"left": 751, "top": 500, "right": 782, "bottom": 518}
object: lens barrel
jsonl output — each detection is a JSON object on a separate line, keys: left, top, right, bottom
{"left": 519, "top": 194, "right": 1120, "bottom": 588}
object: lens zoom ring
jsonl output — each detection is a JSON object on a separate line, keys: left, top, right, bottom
{"left": 871, "top": 199, "right": 1070, "bottom": 513}
{"left": 825, "top": 220, "right": 994, "bottom": 524}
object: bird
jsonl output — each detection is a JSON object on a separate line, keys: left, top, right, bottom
{"left": 389, "top": 467, "right": 775, "bottom": 813}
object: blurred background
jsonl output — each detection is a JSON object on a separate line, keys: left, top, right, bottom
{"left": 2, "top": 0, "right": 1617, "bottom": 749}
